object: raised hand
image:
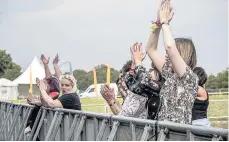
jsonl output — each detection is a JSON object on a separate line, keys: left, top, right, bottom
{"left": 38, "top": 80, "right": 47, "bottom": 92}
{"left": 100, "top": 85, "right": 115, "bottom": 105}
{"left": 36, "top": 77, "right": 40, "bottom": 87}
{"left": 27, "top": 97, "right": 33, "bottom": 104}
{"left": 131, "top": 43, "right": 144, "bottom": 66}
{"left": 41, "top": 54, "right": 50, "bottom": 65}
{"left": 159, "top": 0, "right": 174, "bottom": 24}
{"left": 53, "top": 54, "right": 60, "bottom": 65}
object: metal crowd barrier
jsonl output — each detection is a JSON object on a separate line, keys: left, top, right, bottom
{"left": 0, "top": 101, "right": 228, "bottom": 141}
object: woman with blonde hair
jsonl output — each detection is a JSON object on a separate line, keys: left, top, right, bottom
{"left": 146, "top": 0, "right": 198, "bottom": 124}
{"left": 39, "top": 74, "right": 81, "bottom": 110}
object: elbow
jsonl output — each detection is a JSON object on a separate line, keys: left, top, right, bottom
{"left": 47, "top": 101, "right": 56, "bottom": 108}
{"left": 146, "top": 48, "right": 157, "bottom": 54}
{"left": 165, "top": 42, "right": 177, "bottom": 57}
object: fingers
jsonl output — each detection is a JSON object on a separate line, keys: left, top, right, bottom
{"left": 169, "top": 12, "right": 174, "bottom": 22}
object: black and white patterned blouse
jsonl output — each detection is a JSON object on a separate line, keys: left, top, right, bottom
{"left": 120, "top": 65, "right": 163, "bottom": 119}
{"left": 119, "top": 90, "right": 147, "bottom": 119}
{"left": 158, "top": 60, "right": 199, "bottom": 124}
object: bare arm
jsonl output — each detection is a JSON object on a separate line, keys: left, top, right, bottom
{"left": 159, "top": 1, "right": 187, "bottom": 77}
{"left": 40, "top": 90, "right": 63, "bottom": 108}
{"left": 39, "top": 80, "right": 63, "bottom": 108}
{"left": 41, "top": 54, "right": 52, "bottom": 78}
{"left": 146, "top": 28, "right": 165, "bottom": 73}
{"left": 44, "top": 64, "right": 52, "bottom": 78}
{"left": 109, "top": 100, "right": 122, "bottom": 115}
{"left": 196, "top": 87, "right": 208, "bottom": 100}
{"left": 53, "top": 64, "right": 62, "bottom": 78}
{"left": 53, "top": 54, "right": 62, "bottom": 78}
{"left": 161, "top": 24, "right": 187, "bottom": 77}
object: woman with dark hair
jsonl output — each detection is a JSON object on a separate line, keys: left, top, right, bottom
{"left": 25, "top": 76, "right": 60, "bottom": 137}
{"left": 101, "top": 60, "right": 148, "bottom": 119}
{"left": 192, "top": 67, "right": 210, "bottom": 127}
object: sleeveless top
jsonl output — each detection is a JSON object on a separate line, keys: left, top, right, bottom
{"left": 192, "top": 91, "right": 209, "bottom": 120}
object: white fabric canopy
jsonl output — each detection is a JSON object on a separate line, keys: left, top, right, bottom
{"left": 13, "top": 57, "right": 45, "bottom": 84}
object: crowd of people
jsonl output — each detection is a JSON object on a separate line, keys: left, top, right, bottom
{"left": 100, "top": 0, "right": 210, "bottom": 127}
{"left": 24, "top": 0, "right": 210, "bottom": 139}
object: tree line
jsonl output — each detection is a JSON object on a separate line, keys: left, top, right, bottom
{"left": 0, "top": 49, "right": 227, "bottom": 90}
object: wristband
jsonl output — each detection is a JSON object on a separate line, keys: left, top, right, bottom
{"left": 109, "top": 101, "right": 116, "bottom": 106}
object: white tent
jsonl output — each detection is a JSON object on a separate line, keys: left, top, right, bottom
{"left": 0, "top": 78, "right": 19, "bottom": 100}
{"left": 13, "top": 57, "right": 45, "bottom": 84}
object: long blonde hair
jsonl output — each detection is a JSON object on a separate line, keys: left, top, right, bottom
{"left": 175, "top": 38, "right": 197, "bottom": 69}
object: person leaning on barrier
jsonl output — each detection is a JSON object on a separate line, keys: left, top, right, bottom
{"left": 39, "top": 74, "right": 81, "bottom": 110}
{"left": 25, "top": 76, "right": 60, "bottom": 138}
{"left": 192, "top": 67, "right": 211, "bottom": 127}
{"left": 146, "top": 0, "right": 198, "bottom": 124}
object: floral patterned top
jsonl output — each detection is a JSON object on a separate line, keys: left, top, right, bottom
{"left": 119, "top": 90, "right": 147, "bottom": 119}
{"left": 158, "top": 60, "right": 199, "bottom": 124}
{"left": 119, "top": 65, "right": 163, "bottom": 119}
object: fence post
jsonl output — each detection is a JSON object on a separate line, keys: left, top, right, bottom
{"left": 107, "top": 121, "right": 120, "bottom": 141}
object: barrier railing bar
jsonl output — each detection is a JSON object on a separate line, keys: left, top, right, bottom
{"left": 32, "top": 109, "right": 47, "bottom": 141}
{"left": 6, "top": 105, "right": 22, "bottom": 140}
{"left": 140, "top": 125, "right": 153, "bottom": 141}
{"left": 212, "top": 135, "right": 223, "bottom": 141}
{"left": 96, "top": 118, "right": 108, "bottom": 141}
{"left": 130, "top": 122, "right": 136, "bottom": 141}
{"left": 44, "top": 111, "right": 59, "bottom": 141}
{"left": 157, "top": 127, "right": 168, "bottom": 141}
{"left": 16, "top": 107, "right": 33, "bottom": 141}
{"left": 93, "top": 117, "right": 99, "bottom": 140}
{"left": 0, "top": 103, "right": 6, "bottom": 124}
{"left": 50, "top": 112, "right": 64, "bottom": 141}
{"left": 28, "top": 107, "right": 42, "bottom": 141}
{"left": 65, "top": 114, "right": 79, "bottom": 141}
{"left": 186, "top": 129, "right": 195, "bottom": 141}
{"left": 74, "top": 115, "right": 87, "bottom": 141}
{"left": 107, "top": 121, "right": 120, "bottom": 141}
{"left": 0, "top": 104, "right": 13, "bottom": 140}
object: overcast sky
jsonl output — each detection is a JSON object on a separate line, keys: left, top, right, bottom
{"left": 0, "top": 0, "right": 228, "bottom": 75}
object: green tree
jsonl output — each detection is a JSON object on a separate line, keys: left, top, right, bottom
{"left": 0, "top": 50, "right": 21, "bottom": 80}
{"left": 206, "top": 74, "right": 217, "bottom": 89}
{"left": 72, "top": 64, "right": 119, "bottom": 90}
{"left": 206, "top": 68, "right": 228, "bottom": 89}
{"left": 1, "top": 63, "right": 21, "bottom": 80}
{"left": 216, "top": 68, "right": 228, "bottom": 88}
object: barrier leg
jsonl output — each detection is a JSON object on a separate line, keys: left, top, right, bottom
{"left": 16, "top": 107, "right": 33, "bottom": 141}
{"left": 66, "top": 114, "right": 79, "bottom": 141}
{"left": 6, "top": 106, "right": 22, "bottom": 141}
{"left": 44, "top": 111, "right": 59, "bottom": 141}
{"left": 130, "top": 122, "right": 136, "bottom": 141}
{"left": 32, "top": 109, "right": 47, "bottom": 141}
{"left": 186, "top": 130, "right": 195, "bottom": 141}
{"left": 74, "top": 115, "right": 87, "bottom": 141}
{"left": 96, "top": 119, "right": 108, "bottom": 141}
{"left": 107, "top": 121, "right": 120, "bottom": 141}
{"left": 140, "top": 125, "right": 153, "bottom": 141}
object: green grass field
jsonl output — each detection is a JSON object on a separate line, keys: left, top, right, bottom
{"left": 9, "top": 94, "right": 228, "bottom": 128}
